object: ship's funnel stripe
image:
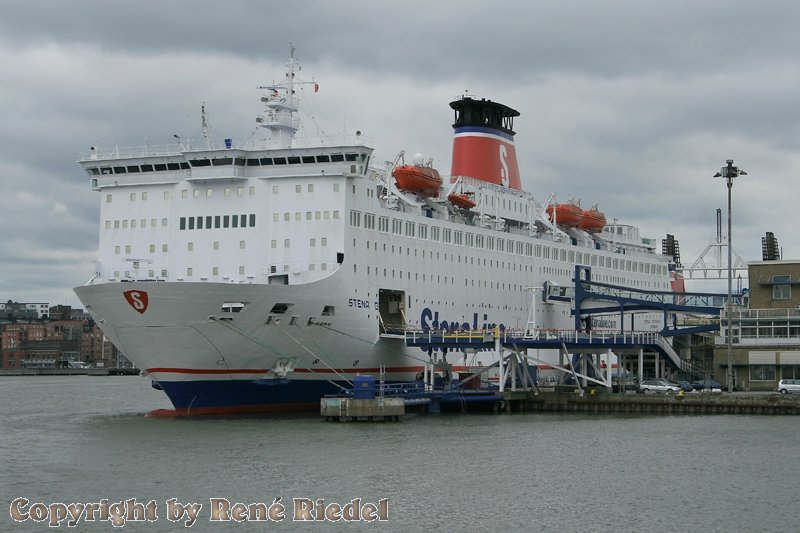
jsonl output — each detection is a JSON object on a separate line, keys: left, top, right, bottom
{"left": 454, "top": 126, "right": 515, "bottom": 142}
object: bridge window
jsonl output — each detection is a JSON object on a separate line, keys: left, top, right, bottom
{"left": 773, "top": 275, "right": 791, "bottom": 300}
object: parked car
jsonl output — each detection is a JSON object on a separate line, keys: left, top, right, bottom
{"left": 639, "top": 380, "right": 681, "bottom": 394}
{"left": 675, "top": 380, "right": 695, "bottom": 392}
{"left": 691, "top": 379, "right": 724, "bottom": 391}
{"left": 777, "top": 379, "right": 800, "bottom": 394}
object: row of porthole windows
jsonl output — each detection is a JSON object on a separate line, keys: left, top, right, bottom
{"left": 105, "top": 186, "right": 256, "bottom": 203}
{"left": 115, "top": 244, "right": 168, "bottom": 254}
{"left": 271, "top": 183, "right": 340, "bottom": 194}
{"left": 354, "top": 264, "right": 529, "bottom": 293}
{"left": 105, "top": 218, "right": 168, "bottom": 229}
{"left": 354, "top": 238, "right": 666, "bottom": 290}
{"left": 269, "top": 238, "right": 328, "bottom": 248}
{"left": 351, "top": 209, "right": 668, "bottom": 278}
{"left": 275, "top": 210, "right": 339, "bottom": 222}
{"left": 112, "top": 269, "right": 169, "bottom": 279}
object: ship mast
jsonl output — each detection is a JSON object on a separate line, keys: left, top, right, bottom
{"left": 256, "top": 45, "right": 302, "bottom": 148}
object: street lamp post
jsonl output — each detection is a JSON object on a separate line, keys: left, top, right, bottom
{"left": 714, "top": 159, "right": 747, "bottom": 393}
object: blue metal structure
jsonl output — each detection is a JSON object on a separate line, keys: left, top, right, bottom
{"left": 571, "top": 265, "right": 736, "bottom": 336}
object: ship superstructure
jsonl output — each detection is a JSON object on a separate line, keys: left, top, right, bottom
{"left": 75, "top": 50, "right": 673, "bottom": 414}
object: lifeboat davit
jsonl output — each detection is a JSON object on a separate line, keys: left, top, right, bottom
{"left": 578, "top": 207, "right": 606, "bottom": 232}
{"left": 546, "top": 202, "right": 582, "bottom": 227}
{"left": 447, "top": 192, "right": 476, "bottom": 209}
{"left": 392, "top": 164, "right": 442, "bottom": 197}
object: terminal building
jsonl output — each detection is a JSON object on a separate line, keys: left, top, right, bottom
{"left": 715, "top": 259, "right": 800, "bottom": 391}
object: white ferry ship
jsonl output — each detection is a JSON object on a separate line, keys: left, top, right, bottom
{"left": 75, "top": 49, "right": 674, "bottom": 414}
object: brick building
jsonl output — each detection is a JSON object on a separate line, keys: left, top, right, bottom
{"left": 714, "top": 260, "right": 800, "bottom": 390}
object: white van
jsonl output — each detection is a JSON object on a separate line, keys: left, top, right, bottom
{"left": 777, "top": 379, "right": 800, "bottom": 394}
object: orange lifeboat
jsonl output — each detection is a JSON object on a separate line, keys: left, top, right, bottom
{"left": 578, "top": 206, "right": 606, "bottom": 232}
{"left": 392, "top": 164, "right": 442, "bottom": 197}
{"left": 447, "top": 192, "right": 476, "bottom": 209}
{"left": 546, "top": 202, "right": 582, "bottom": 227}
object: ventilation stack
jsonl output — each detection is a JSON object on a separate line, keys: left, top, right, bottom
{"left": 762, "top": 231, "right": 780, "bottom": 261}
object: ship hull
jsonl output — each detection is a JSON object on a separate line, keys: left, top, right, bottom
{"left": 155, "top": 378, "right": 346, "bottom": 415}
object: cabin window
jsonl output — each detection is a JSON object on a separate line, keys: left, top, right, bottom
{"left": 287, "top": 156, "right": 301, "bottom": 164}
{"left": 141, "top": 164, "right": 153, "bottom": 172}
{"left": 190, "top": 159, "right": 211, "bottom": 167}
{"left": 246, "top": 158, "right": 260, "bottom": 166}
{"left": 331, "top": 154, "right": 344, "bottom": 162}
{"left": 261, "top": 158, "right": 273, "bottom": 165}
{"left": 773, "top": 275, "right": 791, "bottom": 300}
{"left": 302, "top": 156, "right": 315, "bottom": 163}
{"left": 273, "top": 157, "right": 287, "bottom": 165}
{"left": 317, "top": 155, "right": 331, "bottom": 163}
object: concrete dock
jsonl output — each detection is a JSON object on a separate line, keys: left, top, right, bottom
{"left": 486, "top": 390, "right": 800, "bottom": 415}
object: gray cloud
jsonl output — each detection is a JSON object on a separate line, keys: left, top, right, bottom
{"left": 1, "top": 0, "right": 798, "bottom": 306}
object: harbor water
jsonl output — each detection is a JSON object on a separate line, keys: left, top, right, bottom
{"left": 2, "top": 376, "right": 798, "bottom": 532}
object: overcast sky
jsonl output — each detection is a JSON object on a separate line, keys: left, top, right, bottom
{"left": 1, "top": 0, "right": 798, "bottom": 307}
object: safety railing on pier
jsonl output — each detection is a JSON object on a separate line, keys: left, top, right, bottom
{"left": 404, "top": 328, "right": 702, "bottom": 378}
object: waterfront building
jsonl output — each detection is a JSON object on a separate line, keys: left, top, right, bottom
{"left": 0, "top": 316, "right": 124, "bottom": 369}
{"left": 1, "top": 301, "right": 50, "bottom": 321}
{"left": 715, "top": 259, "right": 800, "bottom": 390}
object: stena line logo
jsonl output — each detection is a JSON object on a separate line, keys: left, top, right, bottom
{"left": 123, "top": 290, "right": 149, "bottom": 314}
